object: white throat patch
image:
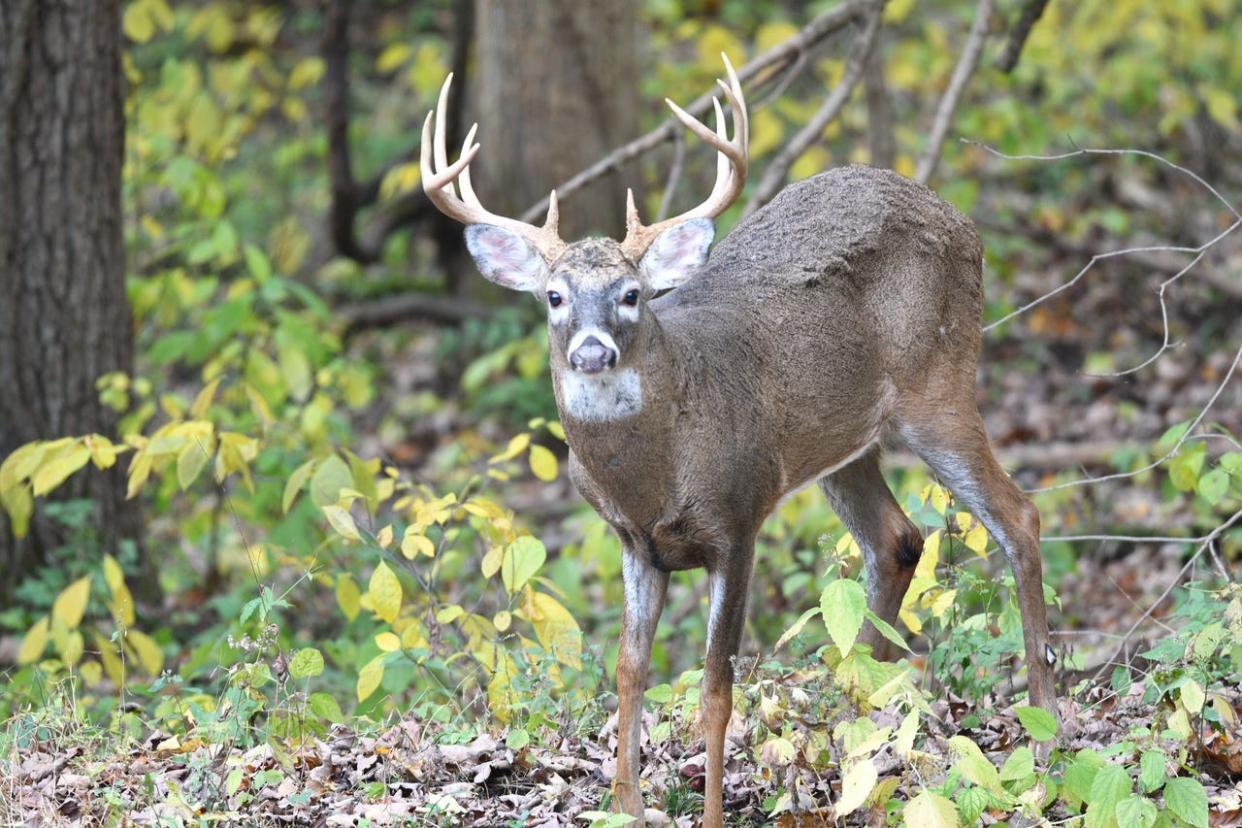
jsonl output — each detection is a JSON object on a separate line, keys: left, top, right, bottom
{"left": 558, "top": 368, "right": 643, "bottom": 422}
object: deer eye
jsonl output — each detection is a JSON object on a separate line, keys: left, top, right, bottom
{"left": 547, "top": 291, "right": 562, "bottom": 308}
{"left": 622, "top": 289, "right": 639, "bottom": 307}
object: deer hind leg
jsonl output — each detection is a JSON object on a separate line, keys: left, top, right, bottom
{"left": 897, "top": 411, "right": 1058, "bottom": 720}
{"left": 819, "top": 448, "right": 923, "bottom": 660}
{"left": 613, "top": 547, "right": 669, "bottom": 821}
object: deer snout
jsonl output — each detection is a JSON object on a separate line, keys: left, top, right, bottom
{"left": 569, "top": 334, "right": 618, "bottom": 374}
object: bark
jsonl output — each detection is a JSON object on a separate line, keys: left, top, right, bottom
{"left": 0, "top": 0, "right": 151, "bottom": 600}
{"left": 472, "top": 0, "right": 639, "bottom": 240}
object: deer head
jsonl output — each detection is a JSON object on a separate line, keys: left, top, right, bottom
{"left": 420, "top": 56, "right": 748, "bottom": 379}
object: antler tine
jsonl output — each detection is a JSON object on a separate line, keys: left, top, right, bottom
{"left": 620, "top": 53, "right": 750, "bottom": 260}
{"left": 419, "top": 75, "right": 566, "bottom": 261}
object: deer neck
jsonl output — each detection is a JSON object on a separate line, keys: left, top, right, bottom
{"left": 553, "top": 315, "right": 685, "bottom": 507}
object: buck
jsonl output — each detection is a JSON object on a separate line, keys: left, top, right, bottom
{"left": 421, "top": 56, "right": 1057, "bottom": 827}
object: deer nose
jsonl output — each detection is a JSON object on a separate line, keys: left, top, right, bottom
{"left": 569, "top": 335, "right": 617, "bottom": 374}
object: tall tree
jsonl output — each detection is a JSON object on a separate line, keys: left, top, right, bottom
{"left": 0, "top": 0, "right": 150, "bottom": 599}
{"left": 473, "top": 0, "right": 639, "bottom": 239}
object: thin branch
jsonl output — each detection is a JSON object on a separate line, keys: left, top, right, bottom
{"left": 655, "top": 130, "right": 686, "bottom": 222}
{"left": 1090, "top": 507, "right": 1242, "bottom": 680}
{"left": 517, "top": 0, "right": 867, "bottom": 224}
{"left": 741, "top": 8, "right": 883, "bottom": 218}
{"left": 995, "top": 0, "right": 1051, "bottom": 73}
{"left": 914, "top": 0, "right": 994, "bottom": 185}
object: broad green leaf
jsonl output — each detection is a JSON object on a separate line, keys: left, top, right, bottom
{"left": 336, "top": 574, "right": 361, "bottom": 621}
{"left": 322, "top": 504, "right": 361, "bottom": 542}
{"left": 528, "top": 444, "right": 558, "bottom": 481}
{"left": 1015, "top": 705, "right": 1058, "bottom": 741}
{"left": 282, "top": 458, "right": 316, "bottom": 514}
{"left": 1180, "top": 679, "right": 1205, "bottom": 715}
{"left": 18, "top": 616, "right": 49, "bottom": 665}
{"left": 52, "top": 576, "right": 91, "bottom": 630}
{"left": 903, "top": 790, "right": 959, "bottom": 828}
{"left": 1197, "top": 467, "right": 1229, "bottom": 504}
{"left": 32, "top": 445, "right": 91, "bottom": 496}
{"left": 310, "top": 455, "right": 352, "bottom": 507}
{"left": 1139, "top": 750, "right": 1166, "bottom": 793}
{"left": 774, "top": 606, "right": 821, "bottom": 652}
{"left": 863, "top": 608, "right": 911, "bottom": 652}
{"left": 502, "top": 536, "right": 546, "bottom": 595}
{"left": 368, "top": 562, "right": 402, "bottom": 623}
{"left": 1115, "top": 796, "right": 1158, "bottom": 828}
{"left": 356, "top": 655, "right": 385, "bottom": 701}
{"left": 176, "top": 442, "right": 210, "bottom": 490}
{"left": 947, "top": 735, "right": 1004, "bottom": 797}
{"left": 1086, "top": 764, "right": 1130, "bottom": 828}
{"left": 289, "top": 647, "right": 324, "bottom": 679}
{"left": 308, "top": 692, "right": 344, "bottom": 723}
{"left": 1163, "top": 777, "right": 1208, "bottom": 828}
{"left": 820, "top": 578, "right": 866, "bottom": 657}
{"left": 834, "top": 758, "right": 877, "bottom": 817}
{"left": 1000, "top": 746, "right": 1034, "bottom": 781}
{"left": 506, "top": 728, "right": 531, "bottom": 750}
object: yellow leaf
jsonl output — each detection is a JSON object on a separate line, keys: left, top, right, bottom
{"left": 32, "top": 445, "right": 91, "bottom": 496}
{"left": 52, "top": 576, "right": 92, "bottom": 629}
{"left": 282, "top": 458, "right": 316, "bottom": 514}
{"left": 528, "top": 444, "right": 558, "bottom": 482}
{"left": 357, "top": 654, "right": 385, "bottom": 701}
{"left": 79, "top": 660, "right": 102, "bottom": 686}
{"left": 930, "top": 589, "right": 957, "bottom": 618}
{"left": 126, "top": 452, "right": 152, "bottom": 499}
{"left": 904, "top": 790, "right": 959, "bottom": 828}
{"left": 54, "top": 627, "right": 84, "bottom": 666}
{"left": 546, "top": 421, "right": 566, "bottom": 441}
{"left": 18, "top": 616, "right": 49, "bottom": 664}
{"left": 899, "top": 608, "right": 923, "bottom": 635}
{"left": 493, "top": 610, "right": 512, "bottom": 632}
{"left": 123, "top": 2, "right": 155, "bottom": 42}
{"left": 336, "top": 574, "right": 361, "bottom": 621}
{"left": 915, "top": 530, "right": 941, "bottom": 581}
{"left": 176, "top": 441, "right": 212, "bottom": 490}
{"left": 755, "top": 20, "right": 799, "bottom": 52}
{"left": 103, "top": 555, "right": 135, "bottom": 627}
{"left": 95, "top": 633, "right": 125, "bottom": 685}
{"left": 930, "top": 485, "right": 949, "bottom": 516}
{"left": 400, "top": 529, "right": 435, "bottom": 559}
{"left": 835, "top": 759, "right": 878, "bottom": 817}
{"left": 368, "top": 562, "right": 402, "bottom": 623}
{"left": 490, "top": 433, "right": 530, "bottom": 464}
{"left": 190, "top": 378, "right": 221, "bottom": 418}
{"left": 289, "top": 57, "right": 325, "bottom": 90}
{"left": 482, "top": 544, "right": 504, "bottom": 578}
{"left": 884, "top": 0, "right": 918, "bottom": 23}
{"left": 526, "top": 591, "right": 582, "bottom": 670}
{"left": 375, "top": 43, "right": 412, "bottom": 73}
{"left": 436, "top": 605, "right": 464, "bottom": 624}
{"left": 85, "top": 434, "right": 124, "bottom": 470}
{"left": 126, "top": 629, "right": 163, "bottom": 674}
{"left": 323, "top": 504, "right": 361, "bottom": 542}
{"left": 964, "top": 525, "right": 988, "bottom": 557}
{"left": 375, "top": 632, "right": 401, "bottom": 652}
{"left": 376, "top": 524, "right": 394, "bottom": 548}
{"left": 0, "top": 441, "right": 46, "bottom": 489}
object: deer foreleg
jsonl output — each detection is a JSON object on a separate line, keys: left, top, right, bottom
{"left": 613, "top": 548, "right": 668, "bottom": 820}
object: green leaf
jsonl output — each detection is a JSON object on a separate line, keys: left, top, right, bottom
{"left": 308, "top": 691, "right": 344, "bottom": 723}
{"left": 1000, "top": 746, "right": 1034, "bottom": 781}
{"left": 283, "top": 459, "right": 316, "bottom": 514}
{"left": 1196, "top": 467, "right": 1229, "bottom": 504}
{"left": 1086, "top": 764, "right": 1130, "bottom": 828}
{"left": 774, "top": 606, "right": 821, "bottom": 652}
{"left": 1169, "top": 443, "right": 1206, "bottom": 492}
{"left": 1115, "top": 796, "right": 1157, "bottom": 828}
{"left": 947, "top": 735, "right": 1004, "bottom": 797}
{"left": 820, "top": 578, "right": 866, "bottom": 658}
{"left": 322, "top": 504, "right": 361, "bottom": 542}
{"left": 903, "top": 790, "right": 959, "bottom": 828}
{"left": 1139, "top": 750, "right": 1166, "bottom": 793}
{"left": 863, "top": 608, "right": 911, "bottom": 652}
{"left": 1015, "top": 705, "right": 1058, "bottom": 741}
{"left": 176, "top": 442, "right": 210, "bottom": 490}
{"left": 506, "top": 728, "right": 530, "bottom": 750}
{"left": 336, "top": 574, "right": 361, "bottom": 621}
{"left": 310, "top": 455, "right": 353, "bottom": 507}
{"left": 289, "top": 647, "right": 324, "bottom": 679}
{"left": 834, "top": 758, "right": 877, "bottom": 817}
{"left": 501, "top": 536, "right": 546, "bottom": 596}
{"left": 1163, "top": 777, "right": 1208, "bottom": 828}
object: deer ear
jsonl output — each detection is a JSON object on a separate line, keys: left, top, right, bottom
{"left": 638, "top": 218, "right": 715, "bottom": 291}
{"left": 465, "top": 225, "right": 549, "bottom": 292}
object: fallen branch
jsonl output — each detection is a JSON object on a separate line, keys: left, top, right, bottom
{"left": 741, "top": 7, "right": 882, "bottom": 217}
{"left": 516, "top": 0, "right": 867, "bottom": 224}
{"left": 913, "top": 0, "right": 993, "bottom": 185}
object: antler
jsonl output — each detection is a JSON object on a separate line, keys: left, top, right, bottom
{"left": 620, "top": 54, "right": 749, "bottom": 260}
{"left": 420, "top": 74, "right": 568, "bottom": 262}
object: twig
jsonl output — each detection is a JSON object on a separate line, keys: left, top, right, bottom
{"left": 1028, "top": 339, "right": 1242, "bottom": 493}
{"left": 516, "top": 0, "right": 867, "bottom": 224}
{"left": 741, "top": 7, "right": 883, "bottom": 218}
{"left": 914, "top": 0, "right": 994, "bottom": 185}
{"left": 655, "top": 130, "right": 686, "bottom": 222}
{"left": 995, "top": 0, "right": 1051, "bottom": 73}
{"left": 1091, "top": 507, "right": 1242, "bottom": 680}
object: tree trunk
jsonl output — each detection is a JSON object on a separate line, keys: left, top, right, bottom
{"left": 0, "top": 0, "right": 151, "bottom": 601}
{"left": 472, "top": 0, "right": 639, "bottom": 240}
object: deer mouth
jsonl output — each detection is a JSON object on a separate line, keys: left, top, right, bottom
{"left": 569, "top": 332, "right": 619, "bottom": 374}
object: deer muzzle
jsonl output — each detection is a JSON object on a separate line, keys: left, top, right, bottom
{"left": 569, "top": 334, "right": 618, "bottom": 374}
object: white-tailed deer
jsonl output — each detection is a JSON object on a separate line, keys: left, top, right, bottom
{"left": 421, "top": 56, "right": 1057, "bottom": 827}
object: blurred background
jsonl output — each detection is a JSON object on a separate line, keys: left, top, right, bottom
{"left": 1, "top": 0, "right": 1240, "bottom": 823}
